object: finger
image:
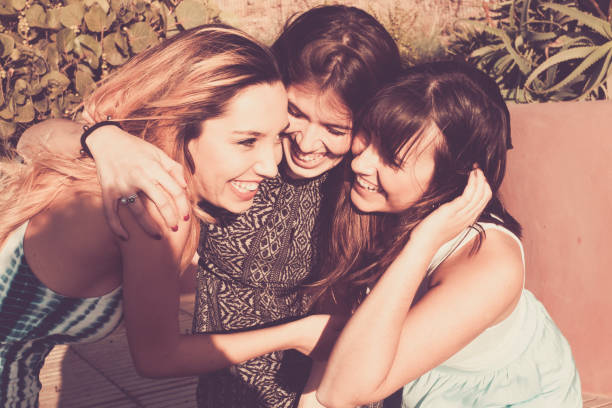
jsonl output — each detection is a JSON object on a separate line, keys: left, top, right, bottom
{"left": 102, "top": 188, "right": 129, "bottom": 240}
{"left": 148, "top": 167, "right": 190, "bottom": 222}
{"left": 138, "top": 178, "right": 179, "bottom": 231}
{"left": 127, "top": 198, "right": 163, "bottom": 239}
{"left": 460, "top": 170, "right": 490, "bottom": 221}
{"left": 160, "top": 155, "right": 187, "bottom": 189}
{"left": 452, "top": 169, "right": 478, "bottom": 211}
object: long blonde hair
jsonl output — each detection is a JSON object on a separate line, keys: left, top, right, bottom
{"left": 0, "top": 24, "right": 282, "bottom": 267}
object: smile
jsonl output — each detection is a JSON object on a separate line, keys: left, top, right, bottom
{"left": 355, "top": 176, "right": 380, "bottom": 192}
{"left": 289, "top": 142, "right": 328, "bottom": 168}
{"left": 230, "top": 181, "right": 259, "bottom": 192}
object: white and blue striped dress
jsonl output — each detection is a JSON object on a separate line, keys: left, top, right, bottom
{"left": 0, "top": 222, "right": 123, "bottom": 407}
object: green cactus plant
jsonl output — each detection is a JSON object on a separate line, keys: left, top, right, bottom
{"left": 0, "top": 0, "right": 219, "bottom": 148}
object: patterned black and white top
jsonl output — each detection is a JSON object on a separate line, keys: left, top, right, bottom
{"left": 0, "top": 222, "right": 123, "bottom": 408}
{"left": 194, "top": 172, "right": 328, "bottom": 408}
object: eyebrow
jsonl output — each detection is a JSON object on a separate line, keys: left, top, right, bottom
{"left": 288, "top": 101, "right": 352, "bottom": 131}
{"left": 232, "top": 123, "right": 290, "bottom": 136}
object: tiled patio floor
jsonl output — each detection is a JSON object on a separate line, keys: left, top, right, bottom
{"left": 38, "top": 294, "right": 198, "bottom": 408}
{"left": 38, "top": 292, "right": 612, "bottom": 407}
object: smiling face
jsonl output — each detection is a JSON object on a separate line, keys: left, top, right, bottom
{"left": 282, "top": 82, "right": 353, "bottom": 179}
{"left": 350, "top": 126, "right": 440, "bottom": 214}
{"left": 188, "top": 81, "right": 288, "bottom": 213}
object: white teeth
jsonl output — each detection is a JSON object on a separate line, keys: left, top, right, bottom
{"left": 231, "top": 181, "right": 259, "bottom": 192}
{"left": 356, "top": 176, "right": 379, "bottom": 192}
{"left": 295, "top": 151, "right": 324, "bottom": 162}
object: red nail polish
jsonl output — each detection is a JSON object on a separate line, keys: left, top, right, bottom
{"left": 183, "top": 214, "right": 190, "bottom": 221}
{"left": 171, "top": 225, "right": 178, "bottom": 232}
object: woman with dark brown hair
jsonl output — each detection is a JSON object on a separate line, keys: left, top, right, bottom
{"left": 314, "top": 61, "right": 582, "bottom": 408}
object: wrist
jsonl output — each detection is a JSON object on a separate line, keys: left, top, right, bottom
{"left": 80, "top": 121, "right": 122, "bottom": 158}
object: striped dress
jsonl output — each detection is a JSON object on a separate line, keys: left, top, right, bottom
{"left": 0, "top": 222, "right": 123, "bottom": 408}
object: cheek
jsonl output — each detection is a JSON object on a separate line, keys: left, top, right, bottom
{"left": 326, "top": 135, "right": 352, "bottom": 156}
{"left": 287, "top": 116, "right": 306, "bottom": 133}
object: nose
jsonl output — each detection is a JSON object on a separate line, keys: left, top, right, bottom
{"left": 351, "top": 133, "right": 367, "bottom": 155}
{"left": 253, "top": 142, "right": 280, "bottom": 178}
{"left": 351, "top": 138, "right": 377, "bottom": 175}
{"left": 293, "top": 123, "right": 324, "bottom": 152}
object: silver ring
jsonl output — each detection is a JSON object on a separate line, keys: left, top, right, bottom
{"left": 119, "top": 193, "right": 138, "bottom": 205}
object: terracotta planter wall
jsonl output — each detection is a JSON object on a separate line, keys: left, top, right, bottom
{"left": 502, "top": 101, "right": 612, "bottom": 396}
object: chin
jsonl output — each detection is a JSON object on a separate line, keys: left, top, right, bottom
{"left": 284, "top": 161, "right": 327, "bottom": 180}
{"left": 350, "top": 189, "right": 377, "bottom": 213}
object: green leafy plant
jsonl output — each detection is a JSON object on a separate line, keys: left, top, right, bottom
{"left": 0, "top": 0, "right": 219, "bottom": 146}
{"left": 449, "top": 0, "right": 612, "bottom": 101}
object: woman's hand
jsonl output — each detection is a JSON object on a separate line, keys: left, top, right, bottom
{"left": 294, "top": 314, "right": 347, "bottom": 359}
{"left": 85, "top": 126, "right": 191, "bottom": 240}
{"left": 411, "top": 168, "right": 492, "bottom": 251}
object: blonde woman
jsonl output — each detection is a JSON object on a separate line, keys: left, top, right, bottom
{"left": 0, "top": 25, "right": 331, "bottom": 408}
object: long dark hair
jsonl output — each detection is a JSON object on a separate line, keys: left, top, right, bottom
{"left": 313, "top": 61, "right": 522, "bottom": 309}
{"left": 271, "top": 6, "right": 403, "bottom": 306}
{"left": 271, "top": 5, "right": 402, "bottom": 116}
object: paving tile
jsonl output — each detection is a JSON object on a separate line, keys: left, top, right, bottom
{"left": 39, "top": 345, "right": 134, "bottom": 408}
{"left": 68, "top": 312, "right": 197, "bottom": 406}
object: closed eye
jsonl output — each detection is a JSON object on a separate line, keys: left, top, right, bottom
{"left": 326, "top": 126, "right": 349, "bottom": 136}
{"left": 237, "top": 138, "right": 257, "bottom": 147}
{"left": 288, "top": 103, "right": 306, "bottom": 119}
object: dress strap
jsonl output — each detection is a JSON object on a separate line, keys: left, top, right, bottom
{"left": 426, "top": 221, "right": 526, "bottom": 287}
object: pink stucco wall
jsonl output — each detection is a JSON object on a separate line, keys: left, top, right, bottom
{"left": 503, "top": 101, "right": 612, "bottom": 396}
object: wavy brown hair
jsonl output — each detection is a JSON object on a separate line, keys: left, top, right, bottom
{"left": 312, "top": 61, "right": 522, "bottom": 310}
{"left": 271, "top": 5, "right": 401, "bottom": 117}
{"left": 0, "top": 24, "right": 281, "bottom": 268}
{"left": 271, "top": 6, "right": 403, "bottom": 304}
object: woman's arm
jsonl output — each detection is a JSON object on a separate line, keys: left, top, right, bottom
{"left": 116, "top": 199, "right": 329, "bottom": 378}
{"left": 17, "top": 118, "right": 82, "bottom": 159}
{"left": 317, "top": 170, "right": 524, "bottom": 407}
{"left": 18, "top": 118, "right": 190, "bottom": 240}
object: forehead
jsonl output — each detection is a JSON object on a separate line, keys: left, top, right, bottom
{"left": 287, "top": 81, "right": 352, "bottom": 125}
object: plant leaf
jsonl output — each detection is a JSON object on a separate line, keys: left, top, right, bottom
{"left": 175, "top": 0, "right": 208, "bottom": 30}
{"left": 545, "top": 42, "right": 612, "bottom": 94}
{"left": 0, "top": 33, "right": 15, "bottom": 58}
{"left": 525, "top": 45, "right": 600, "bottom": 90}
{"left": 25, "top": 4, "right": 47, "bottom": 28}
{"left": 0, "top": 119, "right": 17, "bottom": 140}
{"left": 45, "top": 7, "right": 63, "bottom": 30}
{"left": 126, "top": 21, "right": 158, "bottom": 53}
{"left": 10, "top": 0, "right": 25, "bottom": 11}
{"left": 102, "top": 33, "right": 128, "bottom": 66}
{"left": 541, "top": 3, "right": 612, "bottom": 39}
{"left": 464, "top": 20, "right": 532, "bottom": 74}
{"left": 85, "top": 3, "right": 109, "bottom": 32}
{"left": 77, "top": 33, "right": 102, "bottom": 57}
{"left": 41, "top": 70, "right": 71, "bottom": 91}
{"left": 0, "top": 0, "right": 16, "bottom": 16}
{"left": 75, "top": 68, "right": 95, "bottom": 97}
{"left": 15, "top": 100, "right": 35, "bottom": 123}
{"left": 60, "top": 2, "right": 85, "bottom": 28}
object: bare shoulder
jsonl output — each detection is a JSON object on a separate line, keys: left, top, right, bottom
{"left": 18, "top": 118, "right": 82, "bottom": 158}
{"left": 432, "top": 228, "right": 524, "bottom": 301}
{"left": 26, "top": 186, "right": 122, "bottom": 297}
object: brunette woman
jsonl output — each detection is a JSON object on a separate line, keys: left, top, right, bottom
{"left": 315, "top": 61, "right": 582, "bottom": 408}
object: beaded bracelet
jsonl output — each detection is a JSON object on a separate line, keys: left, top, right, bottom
{"left": 80, "top": 120, "right": 123, "bottom": 158}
